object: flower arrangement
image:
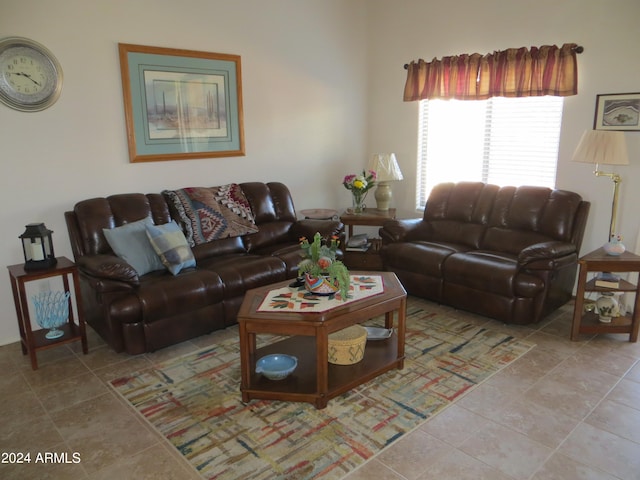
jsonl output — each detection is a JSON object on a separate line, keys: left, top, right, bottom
{"left": 343, "top": 170, "right": 376, "bottom": 213}
{"left": 298, "top": 232, "right": 350, "bottom": 299}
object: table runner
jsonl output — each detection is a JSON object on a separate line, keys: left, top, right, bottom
{"left": 257, "top": 274, "right": 383, "bottom": 313}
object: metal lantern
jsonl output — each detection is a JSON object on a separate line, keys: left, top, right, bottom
{"left": 20, "top": 223, "right": 57, "bottom": 270}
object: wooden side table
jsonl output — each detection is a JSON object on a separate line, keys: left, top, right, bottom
{"left": 340, "top": 208, "right": 396, "bottom": 271}
{"left": 7, "top": 256, "right": 88, "bottom": 369}
{"left": 571, "top": 248, "right": 640, "bottom": 342}
{"left": 340, "top": 208, "right": 396, "bottom": 240}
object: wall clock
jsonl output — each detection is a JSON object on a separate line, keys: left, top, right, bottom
{"left": 0, "top": 37, "right": 63, "bottom": 112}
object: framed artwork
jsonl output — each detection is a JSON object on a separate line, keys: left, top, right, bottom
{"left": 593, "top": 92, "right": 640, "bottom": 131}
{"left": 118, "top": 43, "right": 245, "bottom": 163}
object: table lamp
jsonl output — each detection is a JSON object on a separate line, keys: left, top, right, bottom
{"left": 572, "top": 130, "right": 629, "bottom": 242}
{"left": 367, "top": 153, "right": 403, "bottom": 210}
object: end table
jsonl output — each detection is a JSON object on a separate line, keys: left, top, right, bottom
{"left": 7, "top": 256, "right": 88, "bottom": 369}
{"left": 571, "top": 248, "right": 640, "bottom": 342}
{"left": 339, "top": 208, "right": 396, "bottom": 270}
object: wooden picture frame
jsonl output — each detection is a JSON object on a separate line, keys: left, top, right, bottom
{"left": 593, "top": 92, "right": 640, "bottom": 132}
{"left": 118, "top": 43, "right": 245, "bottom": 163}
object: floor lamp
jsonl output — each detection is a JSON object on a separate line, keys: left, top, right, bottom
{"left": 367, "top": 153, "right": 403, "bottom": 210}
{"left": 572, "top": 130, "right": 629, "bottom": 243}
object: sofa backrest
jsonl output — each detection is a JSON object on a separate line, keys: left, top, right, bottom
{"left": 421, "top": 182, "right": 499, "bottom": 248}
{"left": 481, "top": 185, "right": 588, "bottom": 254}
{"left": 240, "top": 182, "right": 298, "bottom": 252}
{"left": 65, "top": 182, "right": 298, "bottom": 260}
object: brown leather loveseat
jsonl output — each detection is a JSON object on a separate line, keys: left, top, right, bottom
{"left": 65, "top": 182, "right": 343, "bottom": 354}
{"left": 379, "top": 182, "right": 590, "bottom": 325}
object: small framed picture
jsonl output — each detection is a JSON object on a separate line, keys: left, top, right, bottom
{"left": 593, "top": 92, "right": 640, "bottom": 131}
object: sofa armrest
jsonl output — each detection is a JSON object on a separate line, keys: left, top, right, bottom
{"left": 290, "top": 219, "right": 344, "bottom": 241}
{"left": 379, "top": 218, "right": 426, "bottom": 243}
{"left": 76, "top": 255, "right": 140, "bottom": 286}
{"left": 518, "top": 241, "right": 577, "bottom": 268}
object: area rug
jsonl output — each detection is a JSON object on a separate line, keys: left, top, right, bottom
{"left": 110, "top": 297, "right": 534, "bottom": 480}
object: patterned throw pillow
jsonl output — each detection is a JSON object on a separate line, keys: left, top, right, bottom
{"left": 145, "top": 221, "right": 196, "bottom": 275}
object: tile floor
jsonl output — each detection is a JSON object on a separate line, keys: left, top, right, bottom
{"left": 1, "top": 298, "right": 639, "bottom": 480}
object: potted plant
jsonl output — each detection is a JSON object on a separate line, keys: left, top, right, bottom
{"left": 298, "top": 232, "right": 350, "bottom": 299}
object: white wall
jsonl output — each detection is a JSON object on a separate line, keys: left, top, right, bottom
{"left": 2, "top": 0, "right": 639, "bottom": 346}
{"left": 366, "top": 0, "right": 640, "bottom": 253}
{"left": 0, "top": 0, "right": 368, "bottom": 344}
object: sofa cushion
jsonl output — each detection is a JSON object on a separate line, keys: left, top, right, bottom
{"left": 163, "top": 185, "right": 258, "bottom": 246}
{"left": 103, "top": 218, "right": 165, "bottom": 276}
{"left": 145, "top": 221, "right": 196, "bottom": 275}
{"left": 443, "top": 251, "right": 544, "bottom": 297}
{"left": 383, "top": 241, "right": 471, "bottom": 277}
{"left": 197, "top": 254, "right": 287, "bottom": 298}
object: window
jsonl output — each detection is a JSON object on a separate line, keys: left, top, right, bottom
{"left": 416, "top": 96, "right": 564, "bottom": 209}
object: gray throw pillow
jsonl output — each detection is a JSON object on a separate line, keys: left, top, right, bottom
{"left": 103, "top": 218, "right": 165, "bottom": 276}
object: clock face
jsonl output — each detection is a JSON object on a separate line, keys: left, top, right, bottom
{"left": 0, "top": 37, "right": 63, "bottom": 111}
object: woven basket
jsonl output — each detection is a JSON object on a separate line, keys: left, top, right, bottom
{"left": 328, "top": 325, "right": 367, "bottom": 365}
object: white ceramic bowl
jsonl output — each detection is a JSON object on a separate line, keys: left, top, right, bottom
{"left": 255, "top": 354, "right": 298, "bottom": 380}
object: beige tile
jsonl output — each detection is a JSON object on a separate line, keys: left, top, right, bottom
{"left": 49, "top": 392, "right": 160, "bottom": 474}
{"left": 624, "top": 359, "right": 640, "bottom": 382}
{"left": 376, "top": 430, "right": 450, "bottom": 480}
{"left": 0, "top": 370, "right": 32, "bottom": 399}
{"left": 2, "top": 390, "right": 48, "bottom": 430}
{"left": 34, "top": 372, "right": 109, "bottom": 412}
{"left": 419, "top": 404, "right": 488, "bottom": 446}
{"left": 90, "top": 443, "right": 200, "bottom": 480}
{"left": 559, "top": 422, "right": 640, "bottom": 479}
{"left": 532, "top": 452, "right": 619, "bottom": 480}
{"left": 542, "top": 356, "right": 619, "bottom": 396}
{"left": 486, "top": 396, "right": 580, "bottom": 448}
{"left": 0, "top": 443, "right": 89, "bottom": 480}
{"left": 523, "top": 377, "right": 606, "bottom": 421}
{"left": 19, "top": 355, "right": 91, "bottom": 389}
{"left": 13, "top": 342, "right": 76, "bottom": 369}
{"left": 587, "top": 334, "right": 640, "bottom": 359}
{"left": 539, "top": 313, "right": 574, "bottom": 338}
{"left": 606, "top": 377, "right": 640, "bottom": 409}
{"left": 75, "top": 342, "right": 139, "bottom": 371}
{"left": 525, "top": 331, "right": 584, "bottom": 358}
{"left": 343, "top": 458, "right": 405, "bottom": 480}
{"left": 91, "top": 355, "right": 154, "bottom": 384}
{"left": 569, "top": 345, "right": 639, "bottom": 377}
{"left": 455, "top": 380, "right": 521, "bottom": 418}
{"left": 459, "top": 420, "right": 552, "bottom": 480}
{"left": 416, "top": 448, "right": 514, "bottom": 480}
{"left": 586, "top": 398, "right": 640, "bottom": 443}
{"left": 0, "top": 415, "right": 64, "bottom": 452}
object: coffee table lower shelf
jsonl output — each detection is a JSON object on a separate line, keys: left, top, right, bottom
{"left": 242, "top": 334, "right": 403, "bottom": 408}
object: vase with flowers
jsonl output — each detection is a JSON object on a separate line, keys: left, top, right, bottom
{"left": 298, "top": 232, "right": 350, "bottom": 299}
{"left": 343, "top": 170, "right": 376, "bottom": 214}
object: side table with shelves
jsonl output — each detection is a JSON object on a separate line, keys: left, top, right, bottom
{"left": 571, "top": 248, "right": 640, "bottom": 342}
{"left": 339, "top": 208, "right": 396, "bottom": 271}
{"left": 7, "top": 256, "right": 88, "bottom": 369}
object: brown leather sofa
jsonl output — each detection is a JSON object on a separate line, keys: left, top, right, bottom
{"left": 379, "top": 182, "right": 590, "bottom": 325}
{"left": 65, "top": 182, "right": 343, "bottom": 354}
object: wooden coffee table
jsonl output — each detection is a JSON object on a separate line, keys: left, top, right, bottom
{"left": 237, "top": 271, "right": 407, "bottom": 409}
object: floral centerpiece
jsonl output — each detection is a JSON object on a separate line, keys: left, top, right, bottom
{"left": 343, "top": 170, "right": 376, "bottom": 214}
{"left": 298, "top": 232, "right": 350, "bottom": 299}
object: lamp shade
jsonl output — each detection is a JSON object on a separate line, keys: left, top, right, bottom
{"left": 572, "top": 130, "right": 629, "bottom": 166}
{"left": 368, "top": 153, "right": 403, "bottom": 182}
